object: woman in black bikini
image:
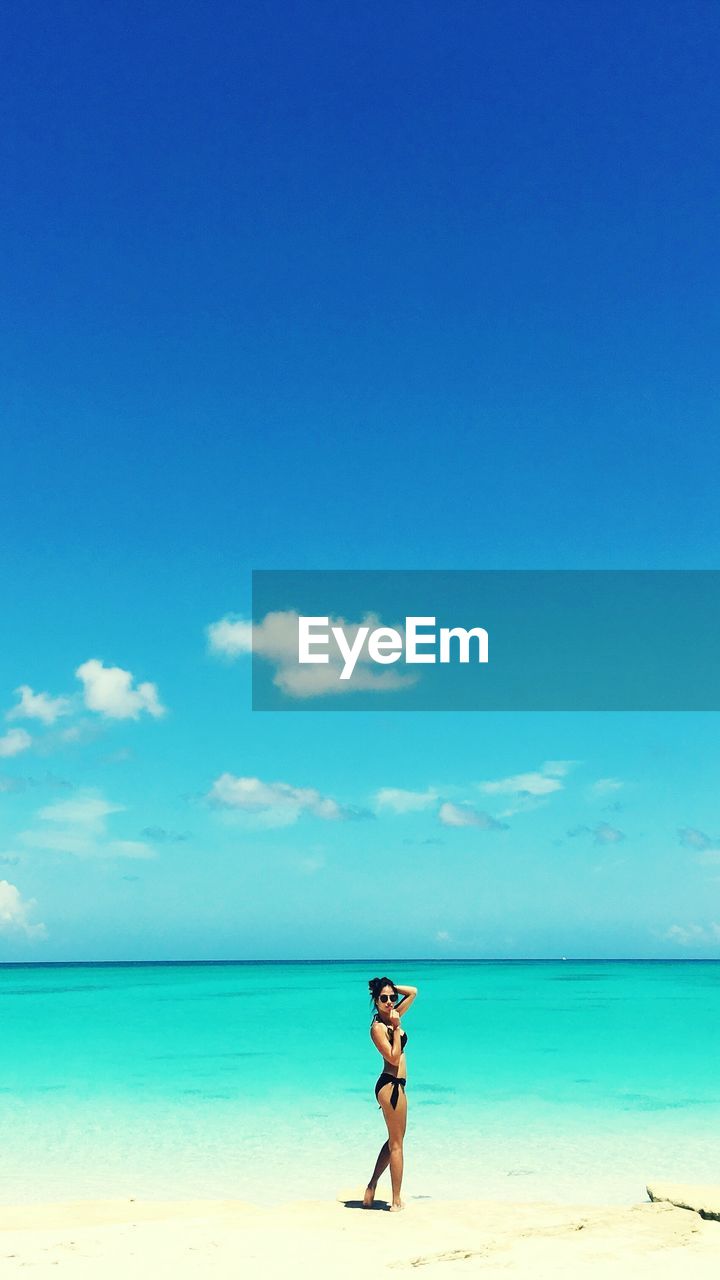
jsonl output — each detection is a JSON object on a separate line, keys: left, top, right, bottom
{"left": 363, "top": 976, "right": 418, "bottom": 1212}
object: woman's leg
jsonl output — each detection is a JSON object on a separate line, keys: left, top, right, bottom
{"left": 377, "top": 1083, "right": 407, "bottom": 1209}
{"left": 363, "top": 1139, "right": 390, "bottom": 1205}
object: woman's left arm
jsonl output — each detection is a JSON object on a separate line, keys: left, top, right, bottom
{"left": 394, "top": 984, "right": 418, "bottom": 1015}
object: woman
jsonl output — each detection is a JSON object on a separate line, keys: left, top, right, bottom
{"left": 363, "top": 976, "right": 418, "bottom": 1211}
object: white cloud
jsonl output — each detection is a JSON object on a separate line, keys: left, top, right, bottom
{"left": 477, "top": 760, "right": 573, "bottom": 816}
{"left": 39, "top": 796, "right": 124, "bottom": 828}
{"left": 20, "top": 791, "right": 155, "bottom": 860}
{"left": 0, "top": 728, "right": 32, "bottom": 758}
{"left": 6, "top": 685, "right": 72, "bottom": 725}
{"left": 375, "top": 787, "right": 439, "bottom": 814}
{"left": 208, "top": 773, "right": 351, "bottom": 828}
{"left": 590, "top": 778, "right": 624, "bottom": 797}
{"left": 278, "top": 661, "right": 415, "bottom": 698}
{"left": 542, "top": 761, "right": 576, "bottom": 777}
{"left": 0, "top": 880, "right": 46, "bottom": 940}
{"left": 439, "top": 802, "right": 507, "bottom": 830}
{"left": 206, "top": 610, "right": 418, "bottom": 699}
{"left": 665, "top": 923, "right": 720, "bottom": 947}
{"left": 479, "top": 761, "right": 570, "bottom": 797}
{"left": 75, "top": 659, "right": 166, "bottom": 720}
{"left": 206, "top": 616, "right": 253, "bottom": 657}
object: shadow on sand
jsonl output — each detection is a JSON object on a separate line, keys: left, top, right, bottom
{"left": 341, "top": 1198, "right": 391, "bottom": 1211}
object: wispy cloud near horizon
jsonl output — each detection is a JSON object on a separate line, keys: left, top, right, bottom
{"left": 0, "top": 880, "right": 46, "bottom": 940}
{"left": 439, "top": 802, "right": 508, "bottom": 830}
{"left": 18, "top": 791, "right": 156, "bottom": 860}
{"left": 476, "top": 761, "right": 574, "bottom": 817}
{"left": 665, "top": 922, "right": 720, "bottom": 947}
{"left": 374, "top": 786, "right": 439, "bottom": 814}
{"left": 208, "top": 773, "right": 373, "bottom": 828}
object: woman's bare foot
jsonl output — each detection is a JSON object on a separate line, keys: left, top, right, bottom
{"left": 389, "top": 1200, "right": 404, "bottom": 1212}
{"left": 363, "top": 1184, "right": 376, "bottom": 1208}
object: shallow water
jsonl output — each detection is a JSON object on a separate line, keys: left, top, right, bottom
{"left": 2, "top": 960, "right": 720, "bottom": 1203}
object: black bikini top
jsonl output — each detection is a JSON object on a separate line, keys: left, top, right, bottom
{"left": 374, "top": 1013, "right": 407, "bottom": 1050}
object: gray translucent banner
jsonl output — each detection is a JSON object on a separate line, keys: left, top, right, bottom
{"left": 251, "top": 570, "right": 720, "bottom": 711}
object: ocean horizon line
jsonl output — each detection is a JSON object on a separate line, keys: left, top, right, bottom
{"left": 2, "top": 956, "right": 720, "bottom": 968}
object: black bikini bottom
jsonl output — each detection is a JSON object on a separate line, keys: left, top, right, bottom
{"left": 375, "top": 1072, "right": 407, "bottom": 1110}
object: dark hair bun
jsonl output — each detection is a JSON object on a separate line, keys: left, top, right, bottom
{"left": 368, "top": 975, "right": 397, "bottom": 1005}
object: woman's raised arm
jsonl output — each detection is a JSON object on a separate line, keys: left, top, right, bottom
{"left": 394, "top": 984, "right": 417, "bottom": 1015}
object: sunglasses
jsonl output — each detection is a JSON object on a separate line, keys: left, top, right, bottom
{"left": 377, "top": 993, "right": 397, "bottom": 1003}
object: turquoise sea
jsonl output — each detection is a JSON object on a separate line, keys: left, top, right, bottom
{"left": 2, "top": 960, "right": 720, "bottom": 1205}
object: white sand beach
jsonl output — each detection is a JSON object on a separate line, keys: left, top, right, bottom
{"left": 1, "top": 1188, "right": 719, "bottom": 1279}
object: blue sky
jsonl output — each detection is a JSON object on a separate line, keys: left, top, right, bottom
{"left": 1, "top": 2, "right": 719, "bottom": 959}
